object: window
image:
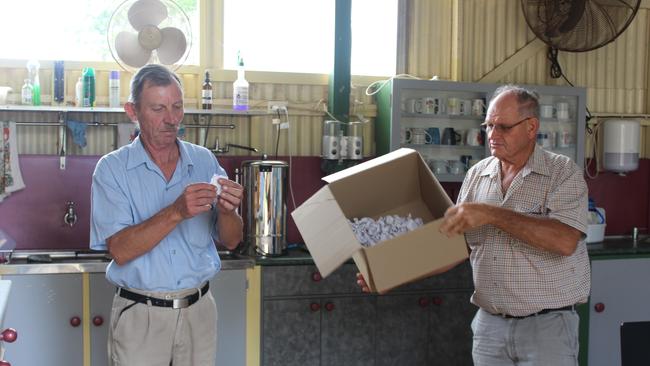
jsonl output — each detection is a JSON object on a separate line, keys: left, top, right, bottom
{"left": 0, "top": 0, "right": 199, "bottom": 65}
{"left": 223, "top": 0, "right": 398, "bottom": 76}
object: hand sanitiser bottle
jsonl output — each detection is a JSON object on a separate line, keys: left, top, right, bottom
{"left": 26, "top": 60, "right": 41, "bottom": 106}
{"left": 233, "top": 53, "right": 249, "bottom": 111}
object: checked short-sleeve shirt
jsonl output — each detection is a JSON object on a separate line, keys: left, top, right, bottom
{"left": 458, "top": 145, "right": 590, "bottom": 317}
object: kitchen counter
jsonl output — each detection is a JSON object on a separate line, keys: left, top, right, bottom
{"left": 0, "top": 250, "right": 254, "bottom": 275}
{"left": 586, "top": 236, "right": 650, "bottom": 257}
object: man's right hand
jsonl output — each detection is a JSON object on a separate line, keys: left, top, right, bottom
{"left": 174, "top": 183, "right": 217, "bottom": 219}
{"left": 356, "top": 273, "right": 370, "bottom": 293}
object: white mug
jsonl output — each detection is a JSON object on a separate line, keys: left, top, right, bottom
{"left": 471, "top": 99, "right": 486, "bottom": 116}
{"left": 423, "top": 97, "right": 444, "bottom": 115}
{"left": 557, "top": 129, "right": 573, "bottom": 148}
{"left": 406, "top": 98, "right": 423, "bottom": 114}
{"left": 466, "top": 128, "right": 483, "bottom": 146}
{"left": 447, "top": 97, "right": 461, "bottom": 115}
{"left": 540, "top": 105, "right": 555, "bottom": 119}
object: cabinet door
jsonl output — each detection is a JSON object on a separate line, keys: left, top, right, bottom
{"left": 376, "top": 295, "right": 429, "bottom": 366}
{"left": 262, "top": 299, "right": 321, "bottom": 366}
{"left": 89, "top": 273, "right": 114, "bottom": 366}
{"left": 427, "top": 291, "right": 475, "bottom": 366}
{"left": 321, "top": 297, "right": 376, "bottom": 366}
{"left": 211, "top": 269, "right": 247, "bottom": 366}
{"left": 3, "top": 274, "right": 83, "bottom": 365}
{"left": 588, "top": 258, "right": 650, "bottom": 366}
{"left": 262, "top": 264, "right": 359, "bottom": 297}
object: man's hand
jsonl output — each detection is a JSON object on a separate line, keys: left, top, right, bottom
{"left": 439, "top": 202, "right": 493, "bottom": 237}
{"left": 174, "top": 183, "right": 217, "bottom": 219}
{"left": 215, "top": 178, "right": 243, "bottom": 214}
{"left": 356, "top": 273, "right": 371, "bottom": 293}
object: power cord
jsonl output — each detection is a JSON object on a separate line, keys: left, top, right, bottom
{"left": 547, "top": 47, "right": 593, "bottom": 127}
{"left": 364, "top": 73, "right": 420, "bottom": 97}
{"left": 274, "top": 106, "right": 298, "bottom": 212}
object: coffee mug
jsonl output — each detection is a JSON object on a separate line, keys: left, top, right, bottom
{"left": 471, "top": 99, "right": 486, "bottom": 116}
{"left": 426, "top": 127, "right": 441, "bottom": 145}
{"left": 465, "top": 128, "right": 483, "bottom": 146}
{"left": 460, "top": 155, "right": 473, "bottom": 171}
{"left": 540, "top": 105, "right": 555, "bottom": 119}
{"left": 556, "top": 109, "right": 570, "bottom": 120}
{"left": 459, "top": 100, "right": 472, "bottom": 116}
{"left": 405, "top": 98, "right": 423, "bottom": 114}
{"left": 409, "top": 128, "right": 432, "bottom": 145}
{"left": 430, "top": 159, "right": 448, "bottom": 175}
{"left": 557, "top": 129, "right": 573, "bottom": 147}
{"left": 442, "top": 127, "right": 461, "bottom": 145}
{"left": 536, "top": 132, "right": 552, "bottom": 148}
{"left": 447, "top": 97, "right": 461, "bottom": 115}
{"left": 448, "top": 160, "right": 463, "bottom": 175}
{"left": 423, "top": 97, "right": 444, "bottom": 115}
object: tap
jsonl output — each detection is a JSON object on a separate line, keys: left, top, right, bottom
{"left": 64, "top": 201, "right": 77, "bottom": 227}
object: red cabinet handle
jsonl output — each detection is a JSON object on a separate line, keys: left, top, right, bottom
{"left": 418, "top": 297, "right": 429, "bottom": 308}
{"left": 432, "top": 297, "right": 443, "bottom": 306}
{"left": 0, "top": 360, "right": 11, "bottom": 366}
{"left": 70, "top": 316, "right": 81, "bottom": 327}
{"left": 310, "top": 302, "right": 321, "bottom": 312}
{"left": 594, "top": 302, "right": 605, "bottom": 313}
{"left": 311, "top": 272, "right": 322, "bottom": 282}
{"left": 325, "top": 302, "right": 335, "bottom": 312}
{"left": 92, "top": 316, "right": 104, "bottom": 327}
{"left": 0, "top": 328, "right": 17, "bottom": 343}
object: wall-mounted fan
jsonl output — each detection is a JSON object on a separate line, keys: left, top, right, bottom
{"left": 521, "top": 0, "right": 640, "bottom": 52}
{"left": 107, "top": 0, "right": 192, "bottom": 71}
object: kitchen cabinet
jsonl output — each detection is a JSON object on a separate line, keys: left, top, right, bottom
{"left": 375, "top": 79, "right": 586, "bottom": 182}
{"left": 588, "top": 257, "right": 650, "bottom": 366}
{"left": 260, "top": 261, "right": 475, "bottom": 366}
{"left": 2, "top": 273, "right": 86, "bottom": 365}
{"left": 1, "top": 269, "right": 247, "bottom": 366}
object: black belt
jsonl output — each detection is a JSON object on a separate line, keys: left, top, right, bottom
{"left": 500, "top": 304, "right": 576, "bottom": 319}
{"left": 117, "top": 282, "right": 209, "bottom": 309}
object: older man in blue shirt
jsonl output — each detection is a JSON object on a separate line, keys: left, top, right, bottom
{"left": 90, "top": 64, "right": 243, "bottom": 366}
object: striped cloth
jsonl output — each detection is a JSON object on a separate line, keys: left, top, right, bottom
{"left": 458, "top": 145, "right": 590, "bottom": 317}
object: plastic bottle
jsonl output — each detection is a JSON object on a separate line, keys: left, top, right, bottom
{"left": 53, "top": 60, "right": 65, "bottom": 105}
{"left": 21, "top": 79, "right": 33, "bottom": 105}
{"left": 26, "top": 60, "right": 41, "bottom": 106}
{"left": 82, "top": 67, "right": 96, "bottom": 107}
{"left": 75, "top": 77, "right": 83, "bottom": 107}
{"left": 109, "top": 70, "right": 120, "bottom": 108}
{"left": 233, "top": 53, "right": 249, "bottom": 111}
{"left": 202, "top": 70, "right": 213, "bottom": 110}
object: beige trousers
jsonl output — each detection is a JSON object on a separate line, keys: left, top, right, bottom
{"left": 108, "top": 286, "right": 218, "bottom": 366}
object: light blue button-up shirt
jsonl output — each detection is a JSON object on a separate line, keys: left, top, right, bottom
{"left": 90, "top": 136, "right": 225, "bottom": 291}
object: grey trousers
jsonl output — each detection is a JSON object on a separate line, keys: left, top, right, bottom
{"left": 108, "top": 286, "right": 218, "bottom": 366}
{"left": 471, "top": 308, "right": 579, "bottom": 366}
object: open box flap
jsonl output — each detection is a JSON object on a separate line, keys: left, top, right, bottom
{"left": 291, "top": 186, "right": 361, "bottom": 277}
{"left": 322, "top": 148, "right": 417, "bottom": 184}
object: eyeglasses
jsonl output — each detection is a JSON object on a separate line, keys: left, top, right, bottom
{"left": 481, "top": 117, "right": 532, "bottom": 134}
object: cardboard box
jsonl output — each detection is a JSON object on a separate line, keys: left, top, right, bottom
{"left": 291, "top": 148, "right": 468, "bottom": 294}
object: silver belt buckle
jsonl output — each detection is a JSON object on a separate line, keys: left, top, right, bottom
{"left": 173, "top": 297, "right": 189, "bottom": 309}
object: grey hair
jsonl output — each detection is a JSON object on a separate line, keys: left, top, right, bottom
{"left": 491, "top": 84, "right": 540, "bottom": 119}
{"left": 128, "top": 64, "right": 183, "bottom": 105}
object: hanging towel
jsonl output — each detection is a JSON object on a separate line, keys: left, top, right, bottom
{"left": 65, "top": 120, "right": 88, "bottom": 148}
{"left": 0, "top": 121, "right": 26, "bottom": 202}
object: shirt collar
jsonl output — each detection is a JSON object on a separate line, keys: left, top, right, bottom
{"left": 478, "top": 144, "right": 550, "bottom": 179}
{"left": 126, "top": 136, "right": 195, "bottom": 174}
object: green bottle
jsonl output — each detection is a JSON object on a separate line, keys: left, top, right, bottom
{"left": 82, "top": 67, "right": 96, "bottom": 107}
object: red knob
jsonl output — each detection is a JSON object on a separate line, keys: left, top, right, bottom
{"left": 310, "top": 302, "right": 321, "bottom": 312}
{"left": 594, "top": 302, "right": 605, "bottom": 313}
{"left": 311, "top": 272, "right": 322, "bottom": 282}
{"left": 418, "top": 297, "right": 429, "bottom": 308}
{"left": 0, "top": 328, "right": 17, "bottom": 343}
{"left": 0, "top": 360, "right": 11, "bottom": 366}
{"left": 70, "top": 316, "right": 81, "bottom": 327}
{"left": 92, "top": 316, "right": 104, "bottom": 326}
{"left": 432, "top": 297, "right": 443, "bottom": 306}
{"left": 325, "top": 302, "right": 335, "bottom": 312}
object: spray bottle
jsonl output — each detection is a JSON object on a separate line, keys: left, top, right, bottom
{"left": 233, "top": 52, "right": 249, "bottom": 111}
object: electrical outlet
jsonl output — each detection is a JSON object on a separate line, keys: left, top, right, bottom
{"left": 267, "top": 101, "right": 288, "bottom": 113}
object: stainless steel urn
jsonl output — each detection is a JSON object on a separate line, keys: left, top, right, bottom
{"left": 241, "top": 160, "right": 289, "bottom": 256}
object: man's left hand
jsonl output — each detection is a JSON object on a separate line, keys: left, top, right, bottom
{"left": 216, "top": 179, "right": 243, "bottom": 214}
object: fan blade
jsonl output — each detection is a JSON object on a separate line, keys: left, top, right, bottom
{"left": 116, "top": 31, "right": 152, "bottom": 68}
{"left": 157, "top": 27, "right": 187, "bottom": 65}
{"left": 128, "top": 0, "right": 168, "bottom": 31}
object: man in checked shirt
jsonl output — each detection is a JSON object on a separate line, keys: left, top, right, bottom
{"left": 439, "top": 84, "right": 590, "bottom": 365}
